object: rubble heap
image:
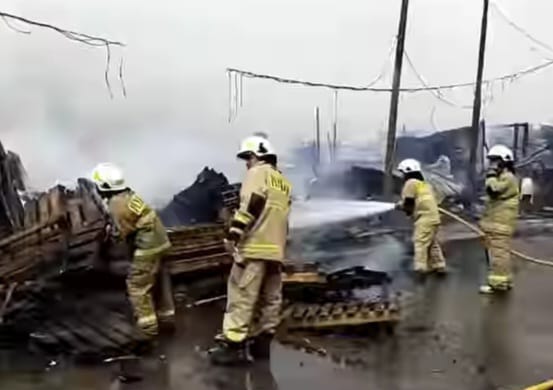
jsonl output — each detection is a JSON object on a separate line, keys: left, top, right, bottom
{"left": 0, "top": 151, "right": 399, "bottom": 359}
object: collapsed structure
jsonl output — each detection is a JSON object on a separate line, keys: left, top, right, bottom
{"left": 0, "top": 142, "right": 399, "bottom": 359}
{"left": 297, "top": 123, "right": 553, "bottom": 209}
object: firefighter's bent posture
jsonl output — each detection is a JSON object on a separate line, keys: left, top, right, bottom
{"left": 92, "top": 163, "right": 174, "bottom": 340}
{"left": 479, "top": 145, "right": 519, "bottom": 294}
{"left": 396, "top": 158, "right": 446, "bottom": 276}
{"left": 209, "top": 135, "right": 292, "bottom": 366}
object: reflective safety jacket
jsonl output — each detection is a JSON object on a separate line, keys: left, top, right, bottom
{"left": 230, "top": 162, "right": 292, "bottom": 262}
{"left": 400, "top": 178, "right": 440, "bottom": 227}
{"left": 107, "top": 191, "right": 171, "bottom": 258}
{"left": 480, "top": 171, "right": 519, "bottom": 235}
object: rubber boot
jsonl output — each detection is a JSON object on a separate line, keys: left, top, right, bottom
{"left": 432, "top": 267, "right": 447, "bottom": 277}
{"left": 413, "top": 270, "right": 428, "bottom": 283}
{"left": 479, "top": 283, "right": 512, "bottom": 295}
{"left": 130, "top": 328, "right": 158, "bottom": 356}
{"left": 249, "top": 333, "right": 273, "bottom": 361}
{"left": 208, "top": 338, "right": 251, "bottom": 366}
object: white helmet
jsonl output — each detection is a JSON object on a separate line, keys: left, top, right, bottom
{"left": 91, "top": 162, "right": 126, "bottom": 192}
{"left": 397, "top": 158, "right": 422, "bottom": 174}
{"left": 237, "top": 135, "right": 276, "bottom": 159}
{"left": 487, "top": 144, "right": 514, "bottom": 162}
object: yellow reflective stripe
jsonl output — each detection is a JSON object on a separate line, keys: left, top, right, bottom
{"left": 234, "top": 210, "right": 254, "bottom": 225}
{"left": 137, "top": 314, "right": 158, "bottom": 326}
{"left": 488, "top": 274, "right": 512, "bottom": 289}
{"left": 128, "top": 194, "right": 146, "bottom": 215}
{"left": 488, "top": 274, "right": 511, "bottom": 283}
{"left": 157, "top": 309, "right": 175, "bottom": 318}
{"left": 245, "top": 244, "right": 279, "bottom": 249}
{"left": 241, "top": 243, "right": 280, "bottom": 256}
{"left": 134, "top": 241, "right": 171, "bottom": 257}
{"left": 225, "top": 329, "right": 247, "bottom": 343}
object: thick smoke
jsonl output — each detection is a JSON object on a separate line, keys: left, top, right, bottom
{"left": 2, "top": 0, "right": 553, "bottom": 207}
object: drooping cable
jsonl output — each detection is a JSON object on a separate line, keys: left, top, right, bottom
{"left": 0, "top": 11, "right": 126, "bottom": 98}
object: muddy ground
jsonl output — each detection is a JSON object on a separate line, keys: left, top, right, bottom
{"left": 1, "top": 233, "right": 552, "bottom": 390}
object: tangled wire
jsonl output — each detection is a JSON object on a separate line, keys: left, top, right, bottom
{"left": 1, "top": 11, "right": 126, "bottom": 98}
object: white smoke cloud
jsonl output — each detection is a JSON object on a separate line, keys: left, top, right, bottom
{"left": 2, "top": 0, "right": 553, "bottom": 205}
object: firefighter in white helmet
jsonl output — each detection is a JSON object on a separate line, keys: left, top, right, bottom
{"left": 479, "top": 145, "right": 519, "bottom": 294}
{"left": 91, "top": 163, "right": 174, "bottom": 345}
{"left": 396, "top": 158, "right": 447, "bottom": 276}
{"left": 209, "top": 135, "right": 292, "bottom": 366}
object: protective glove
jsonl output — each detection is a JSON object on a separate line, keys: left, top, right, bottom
{"left": 223, "top": 238, "right": 236, "bottom": 254}
{"left": 103, "top": 224, "right": 113, "bottom": 242}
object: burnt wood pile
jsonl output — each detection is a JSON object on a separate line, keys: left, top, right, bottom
{"left": 159, "top": 167, "right": 239, "bottom": 227}
{"left": 166, "top": 224, "right": 230, "bottom": 275}
{"left": 0, "top": 161, "right": 401, "bottom": 358}
{"left": 0, "top": 180, "right": 137, "bottom": 358}
{"left": 0, "top": 168, "right": 240, "bottom": 359}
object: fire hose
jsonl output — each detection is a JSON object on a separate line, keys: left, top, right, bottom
{"left": 438, "top": 207, "right": 553, "bottom": 268}
{"left": 523, "top": 380, "right": 553, "bottom": 390}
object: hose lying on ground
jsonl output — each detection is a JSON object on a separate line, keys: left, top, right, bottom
{"left": 523, "top": 379, "right": 553, "bottom": 390}
{"left": 438, "top": 207, "right": 553, "bottom": 268}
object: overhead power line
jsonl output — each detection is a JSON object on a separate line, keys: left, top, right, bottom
{"left": 403, "top": 49, "right": 472, "bottom": 109}
{"left": 0, "top": 12, "right": 124, "bottom": 46}
{"left": 1, "top": 11, "right": 126, "bottom": 98}
{"left": 366, "top": 36, "right": 396, "bottom": 87}
{"left": 490, "top": 0, "right": 553, "bottom": 57}
{"left": 227, "top": 59, "right": 553, "bottom": 94}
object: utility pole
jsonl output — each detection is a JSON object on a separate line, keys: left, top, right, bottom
{"left": 383, "top": 0, "right": 410, "bottom": 198}
{"left": 469, "top": 0, "right": 489, "bottom": 196}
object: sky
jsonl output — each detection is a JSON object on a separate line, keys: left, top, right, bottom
{"left": 1, "top": 0, "right": 553, "bottom": 203}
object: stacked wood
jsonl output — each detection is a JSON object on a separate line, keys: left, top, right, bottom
{"left": 0, "top": 175, "right": 235, "bottom": 358}
{"left": 165, "top": 224, "right": 231, "bottom": 275}
{"left": 221, "top": 183, "right": 240, "bottom": 211}
{"left": 0, "top": 180, "right": 134, "bottom": 356}
{"left": 0, "top": 182, "right": 109, "bottom": 284}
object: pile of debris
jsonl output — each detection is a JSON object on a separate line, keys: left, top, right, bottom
{"left": 0, "top": 142, "right": 400, "bottom": 359}
{"left": 0, "top": 179, "right": 135, "bottom": 357}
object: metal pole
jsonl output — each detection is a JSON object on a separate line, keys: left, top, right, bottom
{"left": 315, "top": 107, "right": 321, "bottom": 166}
{"left": 326, "top": 132, "right": 333, "bottom": 160}
{"left": 383, "top": 0, "right": 410, "bottom": 197}
{"left": 522, "top": 122, "right": 529, "bottom": 158}
{"left": 513, "top": 123, "right": 519, "bottom": 161}
{"left": 332, "top": 90, "right": 338, "bottom": 162}
{"left": 469, "top": 0, "right": 489, "bottom": 196}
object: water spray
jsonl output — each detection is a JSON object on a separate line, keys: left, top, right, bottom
{"left": 289, "top": 199, "right": 396, "bottom": 230}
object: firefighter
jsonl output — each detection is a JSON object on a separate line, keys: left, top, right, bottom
{"left": 91, "top": 163, "right": 174, "bottom": 341}
{"left": 396, "top": 158, "right": 446, "bottom": 275}
{"left": 479, "top": 145, "right": 520, "bottom": 294}
{"left": 209, "top": 135, "right": 292, "bottom": 366}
